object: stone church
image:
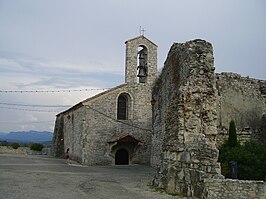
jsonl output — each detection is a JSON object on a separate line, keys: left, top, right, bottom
{"left": 52, "top": 35, "right": 158, "bottom": 165}
{"left": 52, "top": 35, "right": 266, "bottom": 197}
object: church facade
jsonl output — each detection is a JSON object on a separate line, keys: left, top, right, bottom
{"left": 52, "top": 35, "right": 157, "bottom": 165}
{"left": 52, "top": 36, "right": 266, "bottom": 197}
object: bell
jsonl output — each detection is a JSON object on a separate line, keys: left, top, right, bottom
{"left": 139, "top": 53, "right": 144, "bottom": 59}
{"left": 137, "top": 67, "right": 146, "bottom": 77}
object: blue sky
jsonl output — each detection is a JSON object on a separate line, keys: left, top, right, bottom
{"left": 0, "top": 0, "right": 265, "bottom": 132}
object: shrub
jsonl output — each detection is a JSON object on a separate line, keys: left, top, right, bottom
{"left": 228, "top": 120, "right": 237, "bottom": 147}
{"left": 30, "top": 143, "right": 44, "bottom": 151}
{"left": 11, "top": 142, "right": 20, "bottom": 149}
{"left": 0, "top": 141, "right": 8, "bottom": 146}
{"left": 219, "top": 140, "right": 266, "bottom": 180}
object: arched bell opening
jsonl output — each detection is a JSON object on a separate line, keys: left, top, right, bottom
{"left": 115, "top": 148, "right": 129, "bottom": 165}
{"left": 137, "top": 45, "right": 148, "bottom": 83}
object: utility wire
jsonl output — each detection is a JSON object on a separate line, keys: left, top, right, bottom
{"left": 0, "top": 120, "right": 54, "bottom": 124}
{"left": 0, "top": 106, "right": 61, "bottom": 112}
{"left": 0, "top": 88, "right": 109, "bottom": 93}
{"left": 0, "top": 102, "right": 71, "bottom": 108}
{"left": 85, "top": 105, "right": 152, "bottom": 132}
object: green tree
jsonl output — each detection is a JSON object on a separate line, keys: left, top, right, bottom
{"left": 30, "top": 143, "right": 44, "bottom": 151}
{"left": 228, "top": 120, "right": 237, "bottom": 147}
{"left": 219, "top": 141, "right": 266, "bottom": 180}
{"left": 11, "top": 142, "right": 20, "bottom": 149}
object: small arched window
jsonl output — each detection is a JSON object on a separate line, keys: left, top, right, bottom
{"left": 117, "top": 94, "right": 128, "bottom": 120}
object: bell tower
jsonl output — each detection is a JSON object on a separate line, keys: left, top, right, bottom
{"left": 125, "top": 35, "right": 157, "bottom": 85}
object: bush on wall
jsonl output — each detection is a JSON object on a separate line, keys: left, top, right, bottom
{"left": 219, "top": 120, "right": 266, "bottom": 180}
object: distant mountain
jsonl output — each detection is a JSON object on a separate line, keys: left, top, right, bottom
{"left": 0, "top": 130, "right": 53, "bottom": 143}
{"left": 0, "top": 132, "right": 7, "bottom": 137}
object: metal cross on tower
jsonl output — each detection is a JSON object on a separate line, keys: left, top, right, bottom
{"left": 139, "top": 26, "right": 145, "bottom": 36}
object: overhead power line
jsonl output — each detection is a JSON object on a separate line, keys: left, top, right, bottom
{"left": 0, "top": 106, "right": 61, "bottom": 113}
{"left": 0, "top": 120, "right": 54, "bottom": 124}
{"left": 0, "top": 88, "right": 109, "bottom": 93}
{"left": 0, "top": 102, "right": 71, "bottom": 108}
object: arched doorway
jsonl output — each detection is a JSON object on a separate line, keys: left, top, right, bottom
{"left": 115, "top": 148, "right": 129, "bottom": 165}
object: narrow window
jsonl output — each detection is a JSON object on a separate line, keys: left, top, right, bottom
{"left": 117, "top": 95, "right": 127, "bottom": 120}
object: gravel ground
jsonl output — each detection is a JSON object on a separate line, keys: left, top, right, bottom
{"left": 0, "top": 154, "right": 185, "bottom": 199}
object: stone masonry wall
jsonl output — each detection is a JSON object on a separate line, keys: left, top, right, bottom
{"left": 215, "top": 73, "right": 266, "bottom": 146}
{"left": 82, "top": 83, "right": 153, "bottom": 165}
{"left": 216, "top": 73, "right": 265, "bottom": 130}
{"left": 152, "top": 39, "right": 223, "bottom": 197}
{"left": 63, "top": 106, "right": 86, "bottom": 163}
{"left": 54, "top": 82, "right": 154, "bottom": 165}
{"left": 53, "top": 35, "right": 157, "bottom": 166}
{"left": 259, "top": 114, "right": 266, "bottom": 145}
{"left": 151, "top": 39, "right": 265, "bottom": 198}
{"left": 203, "top": 178, "right": 265, "bottom": 199}
{"left": 258, "top": 80, "right": 266, "bottom": 145}
{"left": 216, "top": 128, "right": 253, "bottom": 147}
{"left": 52, "top": 114, "right": 64, "bottom": 158}
{"left": 125, "top": 36, "right": 157, "bottom": 85}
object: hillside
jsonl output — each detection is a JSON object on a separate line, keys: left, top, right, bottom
{"left": 0, "top": 131, "right": 53, "bottom": 143}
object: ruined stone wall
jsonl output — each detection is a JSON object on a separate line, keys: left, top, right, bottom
{"left": 214, "top": 73, "right": 266, "bottom": 146}
{"left": 216, "top": 73, "right": 265, "bottom": 130}
{"left": 216, "top": 128, "right": 253, "bottom": 147}
{"left": 151, "top": 39, "right": 265, "bottom": 198}
{"left": 259, "top": 114, "right": 266, "bottom": 145}
{"left": 258, "top": 80, "right": 266, "bottom": 145}
{"left": 152, "top": 40, "right": 223, "bottom": 197}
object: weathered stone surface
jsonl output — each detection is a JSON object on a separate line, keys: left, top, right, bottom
{"left": 52, "top": 114, "right": 65, "bottom": 158}
{"left": 151, "top": 39, "right": 265, "bottom": 198}
{"left": 216, "top": 73, "right": 266, "bottom": 130}
{"left": 259, "top": 114, "right": 266, "bottom": 145}
{"left": 151, "top": 40, "right": 222, "bottom": 197}
{"left": 203, "top": 179, "right": 265, "bottom": 199}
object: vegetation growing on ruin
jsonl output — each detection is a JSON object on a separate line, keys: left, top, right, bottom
{"left": 219, "top": 120, "right": 266, "bottom": 180}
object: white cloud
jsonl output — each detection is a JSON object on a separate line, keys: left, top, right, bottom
{"left": 0, "top": 0, "right": 265, "bottom": 132}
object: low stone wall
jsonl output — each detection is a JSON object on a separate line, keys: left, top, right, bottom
{"left": 0, "top": 146, "right": 29, "bottom": 154}
{"left": 216, "top": 73, "right": 265, "bottom": 130}
{"left": 216, "top": 129, "right": 253, "bottom": 147}
{"left": 0, "top": 146, "right": 51, "bottom": 155}
{"left": 203, "top": 178, "right": 265, "bottom": 199}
